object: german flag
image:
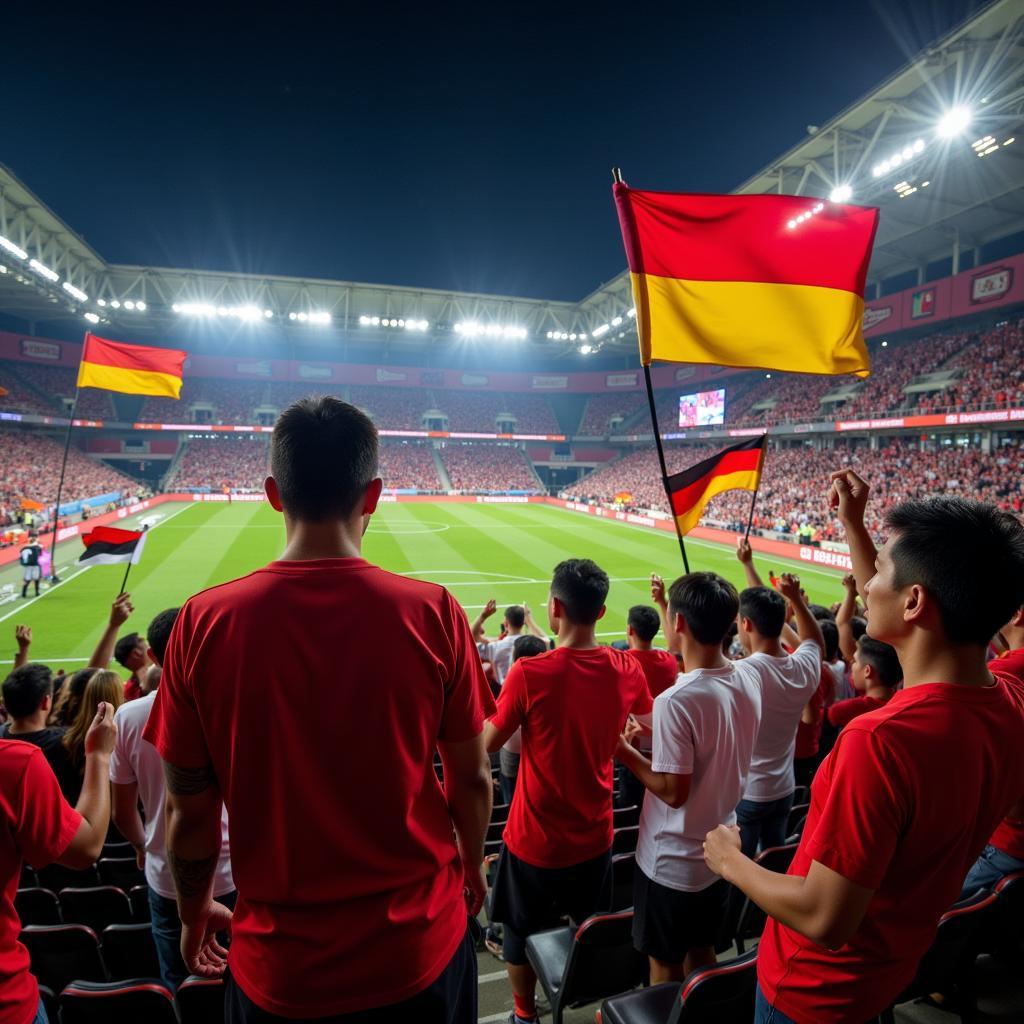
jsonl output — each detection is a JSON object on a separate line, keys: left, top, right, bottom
{"left": 77, "top": 333, "right": 186, "bottom": 398}
{"left": 667, "top": 435, "right": 766, "bottom": 535}
{"left": 613, "top": 185, "right": 879, "bottom": 377}
{"left": 79, "top": 526, "right": 148, "bottom": 567}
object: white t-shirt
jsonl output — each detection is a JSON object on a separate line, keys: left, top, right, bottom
{"left": 742, "top": 641, "right": 823, "bottom": 803}
{"left": 109, "top": 691, "right": 235, "bottom": 899}
{"left": 636, "top": 661, "right": 763, "bottom": 892}
{"left": 479, "top": 634, "right": 525, "bottom": 755}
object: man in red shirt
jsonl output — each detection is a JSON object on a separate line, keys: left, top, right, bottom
{"left": 484, "top": 558, "right": 652, "bottom": 1024}
{"left": 88, "top": 593, "right": 149, "bottom": 701}
{"left": 961, "top": 604, "right": 1024, "bottom": 898}
{"left": 704, "top": 470, "right": 1024, "bottom": 1024}
{"left": 0, "top": 701, "right": 116, "bottom": 1024}
{"left": 144, "top": 397, "right": 494, "bottom": 1023}
{"left": 826, "top": 635, "right": 902, "bottom": 731}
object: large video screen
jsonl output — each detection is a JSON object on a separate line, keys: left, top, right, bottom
{"left": 679, "top": 388, "right": 726, "bottom": 427}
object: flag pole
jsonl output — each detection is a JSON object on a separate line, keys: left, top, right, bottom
{"left": 743, "top": 435, "right": 769, "bottom": 542}
{"left": 118, "top": 559, "right": 133, "bottom": 597}
{"left": 616, "top": 167, "right": 691, "bottom": 574}
{"left": 47, "top": 388, "right": 80, "bottom": 583}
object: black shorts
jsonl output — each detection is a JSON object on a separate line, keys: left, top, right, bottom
{"left": 489, "top": 846, "right": 612, "bottom": 965}
{"left": 632, "top": 869, "right": 728, "bottom": 963}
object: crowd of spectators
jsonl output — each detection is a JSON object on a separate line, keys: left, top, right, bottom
{"left": 379, "top": 443, "right": 440, "bottom": 490}
{"left": 0, "top": 431, "right": 140, "bottom": 527}
{"left": 166, "top": 438, "right": 269, "bottom": 491}
{"left": 576, "top": 392, "right": 647, "bottom": 435}
{"left": 571, "top": 438, "right": 1024, "bottom": 541}
{"left": 0, "top": 362, "right": 59, "bottom": 416}
{"left": 439, "top": 444, "right": 541, "bottom": 492}
{"left": 439, "top": 391, "right": 560, "bottom": 434}
{"left": 348, "top": 385, "right": 432, "bottom": 430}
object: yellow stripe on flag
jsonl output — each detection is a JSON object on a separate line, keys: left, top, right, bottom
{"left": 77, "top": 361, "right": 183, "bottom": 398}
{"left": 631, "top": 273, "right": 869, "bottom": 377}
{"left": 674, "top": 468, "right": 762, "bottom": 535}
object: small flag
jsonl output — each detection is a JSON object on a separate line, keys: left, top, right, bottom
{"left": 666, "top": 435, "right": 767, "bottom": 536}
{"left": 77, "top": 333, "right": 186, "bottom": 398}
{"left": 613, "top": 185, "right": 879, "bottom": 376}
{"left": 20, "top": 498, "right": 43, "bottom": 511}
{"left": 79, "top": 526, "right": 148, "bottom": 566}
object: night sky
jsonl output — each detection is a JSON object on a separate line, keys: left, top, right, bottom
{"left": 4, "top": 1, "right": 983, "bottom": 301}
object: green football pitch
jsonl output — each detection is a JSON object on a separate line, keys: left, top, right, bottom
{"left": 0, "top": 501, "right": 845, "bottom": 674}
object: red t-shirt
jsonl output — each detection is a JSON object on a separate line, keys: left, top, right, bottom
{"left": 143, "top": 558, "right": 491, "bottom": 1018}
{"left": 627, "top": 647, "right": 679, "bottom": 700}
{"left": 1, "top": 742, "right": 81, "bottom": 1024}
{"left": 490, "top": 645, "right": 652, "bottom": 868}
{"left": 123, "top": 676, "right": 142, "bottom": 702}
{"left": 758, "top": 678, "right": 1024, "bottom": 1024}
{"left": 826, "top": 692, "right": 891, "bottom": 730}
{"left": 988, "top": 648, "right": 1024, "bottom": 858}
{"left": 794, "top": 674, "right": 826, "bottom": 760}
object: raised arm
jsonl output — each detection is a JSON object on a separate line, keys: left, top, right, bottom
{"left": 836, "top": 573, "right": 860, "bottom": 664}
{"left": 777, "top": 573, "right": 824, "bottom": 653}
{"left": 88, "top": 594, "right": 133, "bottom": 669}
{"left": 59, "top": 703, "right": 117, "bottom": 868}
{"left": 13, "top": 625, "right": 32, "bottom": 670}
{"left": 736, "top": 537, "right": 766, "bottom": 588}
{"left": 650, "top": 574, "right": 681, "bottom": 656}
{"left": 470, "top": 598, "right": 497, "bottom": 642}
{"left": 163, "top": 760, "right": 232, "bottom": 976}
{"left": 828, "top": 469, "right": 877, "bottom": 596}
{"left": 522, "top": 602, "right": 547, "bottom": 640}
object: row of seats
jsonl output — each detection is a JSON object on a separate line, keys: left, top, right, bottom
{"left": 36, "top": 975, "right": 222, "bottom": 1024}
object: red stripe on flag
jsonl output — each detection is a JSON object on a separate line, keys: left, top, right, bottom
{"left": 82, "top": 526, "right": 143, "bottom": 548}
{"left": 82, "top": 333, "right": 186, "bottom": 379}
{"left": 668, "top": 449, "right": 763, "bottom": 517}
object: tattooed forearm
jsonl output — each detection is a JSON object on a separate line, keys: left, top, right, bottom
{"left": 168, "top": 849, "right": 219, "bottom": 899}
{"left": 163, "top": 760, "right": 217, "bottom": 796}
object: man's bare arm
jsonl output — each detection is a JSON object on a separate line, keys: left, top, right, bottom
{"left": 650, "top": 574, "right": 681, "bottom": 656}
{"left": 736, "top": 537, "right": 766, "bottom": 588}
{"left": 829, "top": 470, "right": 877, "bottom": 596}
{"left": 777, "top": 574, "right": 825, "bottom": 653}
{"left": 13, "top": 625, "right": 31, "bottom": 670}
{"left": 88, "top": 594, "right": 133, "bottom": 669}
{"left": 163, "top": 761, "right": 222, "bottom": 906}
{"left": 59, "top": 703, "right": 116, "bottom": 869}
{"left": 836, "top": 573, "right": 860, "bottom": 663}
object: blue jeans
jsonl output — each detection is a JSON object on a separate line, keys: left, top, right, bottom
{"left": 755, "top": 984, "right": 798, "bottom": 1024}
{"left": 148, "top": 887, "right": 237, "bottom": 992}
{"left": 960, "top": 844, "right": 1024, "bottom": 900}
{"left": 737, "top": 793, "right": 795, "bottom": 859}
{"left": 32, "top": 997, "right": 49, "bottom": 1023}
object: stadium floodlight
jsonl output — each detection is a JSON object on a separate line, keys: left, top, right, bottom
{"left": 97, "top": 298, "right": 107, "bottom": 306}
{"left": 611, "top": 316, "right": 623, "bottom": 326}
{"left": 83, "top": 312, "right": 100, "bottom": 324}
{"left": 137, "top": 301, "right": 147, "bottom": 311}
{"left": 175, "top": 301, "right": 216, "bottom": 316}
{"left": 829, "top": 184, "right": 853, "bottom": 203}
{"left": 62, "top": 281, "right": 88, "bottom": 303}
{"left": 359, "top": 315, "right": 370, "bottom": 325}
{"left": 29, "top": 259, "right": 59, "bottom": 282}
{"left": 593, "top": 324, "right": 610, "bottom": 337}
{"left": 111, "top": 299, "right": 122, "bottom": 309}
{"left": 579, "top": 343, "right": 593, "bottom": 355}
{"left": 263, "top": 309, "right": 272, "bottom": 318}
{"left": 124, "top": 300, "right": 136, "bottom": 310}
{"left": 308, "top": 311, "right": 331, "bottom": 325}
{"left": 0, "top": 265, "right": 6, "bottom": 274}
{"left": 936, "top": 106, "right": 971, "bottom": 138}
{"left": 627, "top": 308, "right": 636, "bottom": 318}
{"left": 0, "top": 235, "right": 28, "bottom": 260}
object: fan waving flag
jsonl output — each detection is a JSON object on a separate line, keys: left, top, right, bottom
{"left": 79, "top": 526, "right": 148, "bottom": 566}
{"left": 77, "top": 333, "right": 186, "bottom": 398}
{"left": 613, "top": 185, "right": 879, "bottom": 376}
{"left": 667, "top": 435, "right": 767, "bottom": 536}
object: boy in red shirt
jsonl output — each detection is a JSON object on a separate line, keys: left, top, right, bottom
{"left": 144, "top": 397, "right": 493, "bottom": 1023}
{"left": 704, "top": 471, "right": 1024, "bottom": 1024}
{"left": 826, "top": 635, "right": 902, "bottom": 730}
{"left": 484, "top": 558, "right": 652, "bottom": 1024}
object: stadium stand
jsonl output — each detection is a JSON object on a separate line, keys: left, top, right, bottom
{"left": 576, "top": 392, "right": 648, "bottom": 436}
{"left": 438, "top": 443, "right": 541, "bottom": 492}
{"left": 0, "top": 361, "right": 59, "bottom": 416}
{"left": 379, "top": 442, "right": 440, "bottom": 490}
{"left": 348, "top": 385, "right": 432, "bottom": 430}
{"left": 166, "top": 437, "right": 269, "bottom": 491}
{"left": 438, "top": 391, "right": 560, "bottom": 434}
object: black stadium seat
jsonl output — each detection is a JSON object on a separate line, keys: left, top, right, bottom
{"left": 20, "top": 923, "right": 106, "bottom": 992}
{"left": 97, "top": 857, "right": 146, "bottom": 890}
{"left": 735, "top": 844, "right": 798, "bottom": 953}
{"left": 101, "top": 841, "right": 135, "bottom": 859}
{"left": 36, "top": 862, "right": 100, "bottom": 892}
{"left": 613, "top": 805, "right": 641, "bottom": 829}
{"left": 612, "top": 825, "right": 640, "bottom": 856}
{"left": 59, "top": 886, "right": 133, "bottom": 932}
{"left": 525, "top": 909, "right": 647, "bottom": 1024}
{"left": 177, "top": 974, "right": 225, "bottom": 1024}
{"left": 37, "top": 985, "right": 57, "bottom": 1023}
{"left": 59, "top": 980, "right": 177, "bottom": 1024}
{"left": 785, "top": 802, "right": 810, "bottom": 839}
{"left": 19, "top": 864, "right": 38, "bottom": 889}
{"left": 129, "top": 884, "right": 152, "bottom": 922}
{"left": 601, "top": 949, "right": 758, "bottom": 1024}
{"left": 15, "top": 887, "right": 61, "bottom": 926}
{"left": 102, "top": 923, "right": 162, "bottom": 981}
{"left": 610, "top": 852, "right": 636, "bottom": 911}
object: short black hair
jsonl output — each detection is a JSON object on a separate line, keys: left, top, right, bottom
{"left": 505, "top": 606, "right": 526, "bottom": 630}
{"left": 809, "top": 603, "right": 836, "bottom": 622}
{"left": 739, "top": 586, "right": 786, "bottom": 639}
{"left": 857, "top": 636, "right": 902, "bottom": 687}
{"left": 2, "top": 663, "right": 53, "bottom": 719}
{"left": 851, "top": 616, "right": 868, "bottom": 641}
{"left": 271, "top": 396, "right": 379, "bottom": 522}
{"left": 820, "top": 620, "right": 840, "bottom": 661}
{"left": 885, "top": 498, "right": 1024, "bottom": 646}
{"left": 668, "top": 572, "right": 739, "bottom": 646}
{"left": 114, "top": 633, "right": 142, "bottom": 668}
{"left": 147, "top": 608, "right": 180, "bottom": 667}
{"left": 513, "top": 635, "right": 547, "bottom": 661}
{"left": 551, "top": 559, "right": 609, "bottom": 625}
{"left": 627, "top": 605, "right": 661, "bottom": 643}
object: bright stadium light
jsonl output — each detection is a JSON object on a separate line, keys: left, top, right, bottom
{"left": 62, "top": 281, "right": 88, "bottom": 302}
{"left": 611, "top": 316, "right": 623, "bottom": 326}
{"left": 263, "top": 309, "right": 272, "bottom": 318}
{"left": 111, "top": 299, "right": 122, "bottom": 309}
{"left": 124, "top": 300, "right": 136, "bottom": 310}
{"left": 626, "top": 307, "right": 636, "bottom": 318}
{"left": 592, "top": 324, "right": 610, "bottom": 337}
{"left": 137, "top": 301, "right": 147, "bottom": 311}
{"left": 579, "top": 343, "right": 593, "bottom": 355}
{"left": 937, "top": 106, "right": 971, "bottom": 138}
{"left": 0, "top": 235, "right": 28, "bottom": 260}
{"left": 97, "top": 298, "right": 107, "bottom": 307}
{"left": 829, "top": 184, "right": 853, "bottom": 203}
{"left": 84, "top": 312, "right": 100, "bottom": 324}
{"left": 29, "top": 259, "right": 59, "bottom": 282}
{"left": 455, "top": 321, "right": 525, "bottom": 339}
{"left": 175, "top": 302, "right": 216, "bottom": 316}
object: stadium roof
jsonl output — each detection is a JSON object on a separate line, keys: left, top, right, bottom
{"left": 0, "top": 0, "right": 1021, "bottom": 358}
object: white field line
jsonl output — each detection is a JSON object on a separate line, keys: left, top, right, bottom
{"left": 0, "top": 503, "right": 196, "bottom": 625}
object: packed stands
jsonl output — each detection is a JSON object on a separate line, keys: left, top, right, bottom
{"left": 0, "top": 431, "right": 140, "bottom": 526}
{"left": 438, "top": 391, "right": 560, "bottom": 433}
{"left": 348, "top": 385, "right": 431, "bottom": 430}
{"left": 166, "top": 437, "right": 269, "bottom": 491}
{"left": 572, "top": 439, "right": 1024, "bottom": 541}
{"left": 439, "top": 443, "right": 541, "bottom": 492}
{"left": 576, "top": 392, "right": 647, "bottom": 435}
{"left": 379, "top": 443, "right": 440, "bottom": 490}
{"left": 0, "top": 362, "right": 58, "bottom": 416}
